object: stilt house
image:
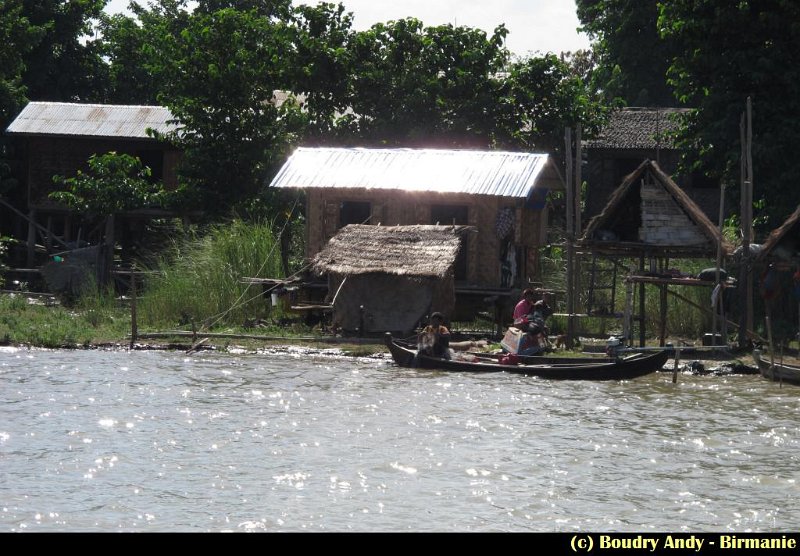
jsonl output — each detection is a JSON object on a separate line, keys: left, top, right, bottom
{"left": 270, "top": 147, "right": 565, "bottom": 301}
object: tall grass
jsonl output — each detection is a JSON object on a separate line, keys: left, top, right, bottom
{"left": 138, "top": 220, "right": 285, "bottom": 329}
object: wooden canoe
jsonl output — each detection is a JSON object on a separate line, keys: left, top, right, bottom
{"left": 385, "top": 334, "right": 668, "bottom": 380}
{"left": 753, "top": 349, "right": 800, "bottom": 386}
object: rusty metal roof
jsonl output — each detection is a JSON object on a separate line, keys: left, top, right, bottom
{"left": 269, "top": 147, "right": 564, "bottom": 197}
{"left": 5, "top": 102, "right": 178, "bottom": 139}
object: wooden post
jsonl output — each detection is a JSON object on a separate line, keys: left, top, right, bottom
{"left": 738, "top": 98, "right": 754, "bottom": 348}
{"left": 129, "top": 267, "right": 137, "bottom": 349}
{"left": 574, "top": 125, "right": 582, "bottom": 238}
{"left": 574, "top": 125, "right": 582, "bottom": 335}
{"left": 45, "top": 215, "right": 53, "bottom": 253}
{"left": 565, "top": 128, "right": 575, "bottom": 348}
{"left": 26, "top": 209, "right": 37, "bottom": 268}
{"left": 713, "top": 177, "right": 726, "bottom": 339}
{"left": 766, "top": 312, "right": 775, "bottom": 379}
{"left": 745, "top": 97, "right": 754, "bottom": 337}
{"left": 623, "top": 280, "right": 633, "bottom": 345}
{"left": 102, "top": 214, "right": 115, "bottom": 286}
{"left": 639, "top": 255, "right": 646, "bottom": 347}
{"left": 672, "top": 347, "right": 681, "bottom": 384}
{"left": 659, "top": 283, "right": 668, "bottom": 347}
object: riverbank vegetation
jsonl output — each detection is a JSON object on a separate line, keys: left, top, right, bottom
{"left": 137, "top": 219, "right": 286, "bottom": 329}
{"left": 2, "top": 2, "right": 800, "bottom": 350}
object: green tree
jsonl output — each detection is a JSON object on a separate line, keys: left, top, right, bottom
{"left": 288, "top": 1, "right": 355, "bottom": 143}
{"left": 659, "top": 0, "right": 800, "bottom": 227}
{"left": 0, "top": 0, "right": 43, "bottom": 125}
{"left": 576, "top": 0, "right": 680, "bottom": 106}
{"left": 50, "top": 151, "right": 166, "bottom": 215}
{"left": 346, "top": 18, "right": 510, "bottom": 148}
{"left": 145, "top": 6, "right": 301, "bottom": 215}
{"left": 20, "top": 0, "right": 109, "bottom": 102}
{"left": 500, "top": 53, "right": 608, "bottom": 154}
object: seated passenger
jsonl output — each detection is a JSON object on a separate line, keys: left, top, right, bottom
{"left": 417, "top": 312, "right": 451, "bottom": 360}
{"left": 519, "top": 300, "right": 553, "bottom": 356}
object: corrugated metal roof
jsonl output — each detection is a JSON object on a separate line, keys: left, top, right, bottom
{"left": 5, "top": 101, "right": 178, "bottom": 139}
{"left": 270, "top": 147, "right": 563, "bottom": 197}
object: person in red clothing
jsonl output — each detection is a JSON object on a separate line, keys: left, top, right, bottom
{"left": 513, "top": 289, "right": 536, "bottom": 321}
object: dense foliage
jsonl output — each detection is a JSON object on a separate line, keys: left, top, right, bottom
{"left": 577, "top": 0, "right": 800, "bottom": 229}
{"left": 50, "top": 152, "right": 167, "bottom": 215}
{"left": 659, "top": 0, "right": 800, "bottom": 229}
{"left": 576, "top": 0, "right": 679, "bottom": 107}
{"left": 2, "top": 0, "right": 605, "bottom": 218}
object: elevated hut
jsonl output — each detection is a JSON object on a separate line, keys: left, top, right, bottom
{"left": 580, "top": 159, "right": 732, "bottom": 346}
{"left": 4, "top": 101, "right": 183, "bottom": 270}
{"left": 270, "top": 147, "right": 564, "bottom": 295}
{"left": 312, "top": 224, "right": 468, "bottom": 334}
{"left": 584, "top": 107, "right": 718, "bottom": 222}
{"left": 582, "top": 159, "right": 730, "bottom": 258}
{"left": 759, "top": 205, "right": 800, "bottom": 265}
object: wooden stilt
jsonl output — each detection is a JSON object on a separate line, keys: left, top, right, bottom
{"left": 129, "top": 268, "right": 138, "bottom": 350}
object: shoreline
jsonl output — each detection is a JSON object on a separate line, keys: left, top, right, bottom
{"left": 0, "top": 336, "right": 768, "bottom": 377}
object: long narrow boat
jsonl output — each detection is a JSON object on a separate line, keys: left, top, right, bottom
{"left": 385, "top": 334, "right": 668, "bottom": 380}
{"left": 466, "top": 351, "right": 621, "bottom": 366}
{"left": 753, "top": 349, "right": 800, "bottom": 385}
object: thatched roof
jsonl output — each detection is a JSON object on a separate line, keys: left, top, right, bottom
{"left": 585, "top": 107, "right": 690, "bottom": 150}
{"left": 582, "top": 159, "right": 732, "bottom": 256}
{"left": 759, "top": 205, "right": 800, "bottom": 262}
{"left": 312, "top": 224, "right": 468, "bottom": 278}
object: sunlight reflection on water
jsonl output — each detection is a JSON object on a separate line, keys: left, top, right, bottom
{"left": 1, "top": 347, "right": 799, "bottom": 531}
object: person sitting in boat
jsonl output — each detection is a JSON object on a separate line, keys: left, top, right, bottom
{"left": 513, "top": 288, "right": 536, "bottom": 321}
{"left": 417, "top": 312, "right": 451, "bottom": 360}
{"left": 517, "top": 300, "right": 553, "bottom": 356}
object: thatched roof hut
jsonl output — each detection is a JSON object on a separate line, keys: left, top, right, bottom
{"left": 581, "top": 159, "right": 732, "bottom": 258}
{"left": 271, "top": 147, "right": 564, "bottom": 290}
{"left": 582, "top": 107, "right": 720, "bottom": 223}
{"left": 313, "top": 224, "right": 470, "bottom": 334}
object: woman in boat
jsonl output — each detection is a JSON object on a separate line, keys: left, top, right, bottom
{"left": 417, "top": 312, "right": 451, "bottom": 360}
{"left": 513, "top": 289, "right": 536, "bottom": 321}
{"left": 517, "top": 300, "right": 553, "bottom": 355}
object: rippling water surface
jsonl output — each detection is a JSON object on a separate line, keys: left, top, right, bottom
{"left": 2, "top": 346, "right": 800, "bottom": 532}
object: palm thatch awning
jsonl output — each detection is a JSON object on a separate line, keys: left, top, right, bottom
{"left": 758, "top": 204, "right": 800, "bottom": 262}
{"left": 581, "top": 159, "right": 732, "bottom": 257}
{"left": 312, "top": 224, "right": 469, "bottom": 278}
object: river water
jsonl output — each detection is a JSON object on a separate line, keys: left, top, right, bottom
{"left": 1, "top": 345, "right": 799, "bottom": 532}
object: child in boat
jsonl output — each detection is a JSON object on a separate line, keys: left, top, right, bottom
{"left": 417, "top": 312, "right": 451, "bottom": 360}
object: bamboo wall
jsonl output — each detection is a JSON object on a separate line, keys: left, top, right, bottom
{"left": 306, "top": 188, "right": 548, "bottom": 289}
{"left": 328, "top": 273, "right": 455, "bottom": 334}
{"left": 23, "top": 136, "right": 181, "bottom": 208}
{"left": 585, "top": 150, "right": 718, "bottom": 223}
